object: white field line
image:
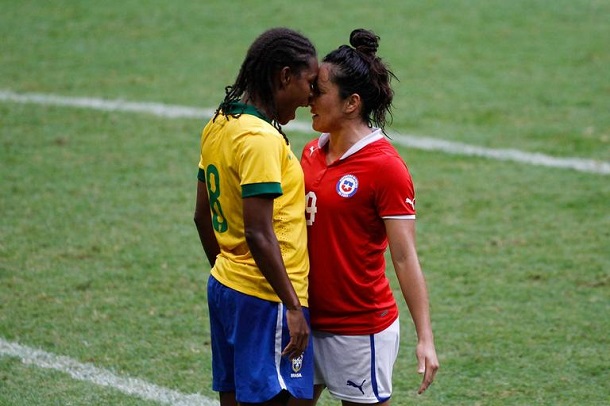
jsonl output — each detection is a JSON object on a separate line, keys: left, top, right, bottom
{"left": 387, "top": 132, "right": 610, "bottom": 175}
{"left": 1, "top": 89, "right": 609, "bottom": 175}
{"left": 0, "top": 89, "right": 216, "bottom": 119}
{"left": 0, "top": 338, "right": 218, "bottom": 406}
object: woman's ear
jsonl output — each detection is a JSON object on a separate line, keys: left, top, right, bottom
{"left": 278, "top": 66, "right": 292, "bottom": 89}
{"left": 344, "top": 93, "right": 361, "bottom": 114}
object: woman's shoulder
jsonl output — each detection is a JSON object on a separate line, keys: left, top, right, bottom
{"left": 365, "top": 137, "right": 403, "bottom": 161}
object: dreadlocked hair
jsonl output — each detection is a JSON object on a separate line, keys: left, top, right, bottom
{"left": 214, "top": 27, "right": 316, "bottom": 144}
{"left": 323, "top": 28, "right": 397, "bottom": 135}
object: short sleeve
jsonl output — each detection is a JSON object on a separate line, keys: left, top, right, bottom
{"left": 238, "top": 131, "right": 284, "bottom": 198}
{"left": 375, "top": 154, "right": 416, "bottom": 218}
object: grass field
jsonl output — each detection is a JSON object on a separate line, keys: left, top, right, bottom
{"left": 1, "top": 1, "right": 609, "bottom": 405}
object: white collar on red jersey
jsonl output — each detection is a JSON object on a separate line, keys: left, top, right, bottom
{"left": 317, "top": 128, "right": 384, "bottom": 160}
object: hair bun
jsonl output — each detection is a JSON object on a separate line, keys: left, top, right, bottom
{"left": 349, "top": 29, "right": 379, "bottom": 56}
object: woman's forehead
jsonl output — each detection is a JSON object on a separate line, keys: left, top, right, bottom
{"left": 317, "top": 63, "right": 333, "bottom": 83}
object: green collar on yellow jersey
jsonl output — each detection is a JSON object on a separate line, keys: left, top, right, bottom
{"left": 224, "top": 102, "right": 272, "bottom": 125}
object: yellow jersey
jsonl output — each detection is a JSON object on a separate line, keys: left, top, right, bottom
{"left": 198, "top": 102, "right": 309, "bottom": 306}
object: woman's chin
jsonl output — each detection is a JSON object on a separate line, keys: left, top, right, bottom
{"left": 311, "top": 116, "right": 321, "bottom": 132}
{"left": 278, "top": 112, "right": 295, "bottom": 126}
{"left": 312, "top": 125, "right": 327, "bottom": 133}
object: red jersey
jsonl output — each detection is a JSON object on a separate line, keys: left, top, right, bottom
{"left": 301, "top": 130, "right": 416, "bottom": 335}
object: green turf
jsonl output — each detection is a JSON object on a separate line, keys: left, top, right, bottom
{"left": 1, "top": 0, "right": 609, "bottom": 405}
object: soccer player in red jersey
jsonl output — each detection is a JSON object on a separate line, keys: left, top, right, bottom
{"left": 296, "top": 29, "right": 439, "bottom": 405}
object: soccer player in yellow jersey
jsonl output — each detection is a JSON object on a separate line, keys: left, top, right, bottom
{"left": 194, "top": 28, "right": 318, "bottom": 406}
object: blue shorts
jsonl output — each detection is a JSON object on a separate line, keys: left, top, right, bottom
{"left": 207, "top": 275, "right": 314, "bottom": 403}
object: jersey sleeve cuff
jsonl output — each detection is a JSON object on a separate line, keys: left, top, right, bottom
{"left": 242, "top": 182, "right": 282, "bottom": 198}
{"left": 197, "top": 167, "right": 206, "bottom": 182}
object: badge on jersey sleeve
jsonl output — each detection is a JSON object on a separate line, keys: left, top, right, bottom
{"left": 336, "top": 174, "right": 359, "bottom": 198}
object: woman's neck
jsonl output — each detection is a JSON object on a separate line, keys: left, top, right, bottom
{"left": 242, "top": 95, "right": 272, "bottom": 121}
{"left": 326, "top": 121, "right": 373, "bottom": 163}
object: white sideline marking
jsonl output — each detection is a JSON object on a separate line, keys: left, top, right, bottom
{"left": 387, "top": 132, "right": 610, "bottom": 175}
{"left": 0, "top": 89, "right": 215, "bottom": 119}
{"left": 0, "top": 338, "right": 219, "bottom": 406}
{"left": 1, "top": 89, "right": 609, "bottom": 175}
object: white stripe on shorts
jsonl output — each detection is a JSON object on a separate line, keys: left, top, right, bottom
{"left": 275, "top": 303, "right": 287, "bottom": 391}
{"left": 312, "top": 318, "right": 400, "bottom": 403}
